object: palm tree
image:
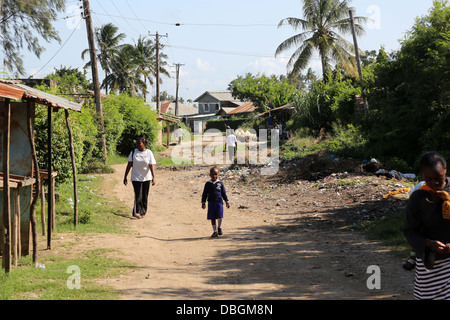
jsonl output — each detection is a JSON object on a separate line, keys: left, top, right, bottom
{"left": 103, "top": 44, "right": 145, "bottom": 96}
{"left": 133, "top": 36, "right": 171, "bottom": 101}
{"left": 276, "top": 0, "right": 367, "bottom": 80}
{"left": 82, "top": 23, "right": 126, "bottom": 94}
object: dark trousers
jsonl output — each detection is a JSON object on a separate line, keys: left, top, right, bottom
{"left": 227, "top": 146, "right": 236, "bottom": 163}
{"left": 132, "top": 180, "right": 151, "bottom": 216}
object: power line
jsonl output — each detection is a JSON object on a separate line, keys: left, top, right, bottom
{"left": 125, "top": 0, "right": 150, "bottom": 32}
{"left": 91, "top": 11, "right": 278, "bottom": 28}
{"left": 92, "top": 0, "right": 138, "bottom": 36}
{"left": 110, "top": 0, "right": 141, "bottom": 35}
{"left": 29, "top": 18, "right": 83, "bottom": 78}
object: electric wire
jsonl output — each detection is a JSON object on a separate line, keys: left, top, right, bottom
{"left": 29, "top": 18, "right": 83, "bottom": 78}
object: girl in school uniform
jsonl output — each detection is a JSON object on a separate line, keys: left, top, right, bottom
{"left": 201, "top": 167, "right": 230, "bottom": 237}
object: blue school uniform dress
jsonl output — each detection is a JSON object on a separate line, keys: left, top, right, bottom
{"left": 201, "top": 179, "right": 229, "bottom": 220}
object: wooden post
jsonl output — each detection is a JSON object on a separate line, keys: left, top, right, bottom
{"left": 12, "top": 188, "right": 19, "bottom": 267}
{"left": 27, "top": 101, "right": 40, "bottom": 263}
{"left": 167, "top": 121, "right": 171, "bottom": 147}
{"left": 47, "top": 106, "right": 52, "bottom": 250}
{"left": 64, "top": 110, "right": 78, "bottom": 228}
{"left": 83, "top": 0, "right": 107, "bottom": 161}
{"left": 40, "top": 179, "right": 45, "bottom": 236}
{"left": 2, "top": 98, "right": 11, "bottom": 272}
{"left": 51, "top": 176, "right": 55, "bottom": 230}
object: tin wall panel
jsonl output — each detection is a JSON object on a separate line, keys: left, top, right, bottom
{"left": 0, "top": 102, "right": 33, "bottom": 256}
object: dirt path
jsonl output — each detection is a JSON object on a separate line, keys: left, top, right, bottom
{"left": 92, "top": 144, "right": 415, "bottom": 300}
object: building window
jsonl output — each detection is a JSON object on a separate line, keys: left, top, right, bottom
{"left": 200, "top": 103, "right": 209, "bottom": 112}
{"left": 212, "top": 103, "right": 219, "bottom": 111}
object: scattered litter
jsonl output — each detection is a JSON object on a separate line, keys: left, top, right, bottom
{"left": 409, "top": 181, "right": 425, "bottom": 195}
{"left": 383, "top": 188, "right": 411, "bottom": 198}
{"left": 35, "top": 263, "right": 45, "bottom": 269}
{"left": 375, "top": 169, "right": 416, "bottom": 180}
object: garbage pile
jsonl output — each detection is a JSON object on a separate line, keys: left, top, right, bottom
{"left": 235, "top": 129, "right": 257, "bottom": 142}
{"left": 362, "top": 158, "right": 417, "bottom": 180}
{"left": 220, "top": 164, "right": 267, "bottom": 181}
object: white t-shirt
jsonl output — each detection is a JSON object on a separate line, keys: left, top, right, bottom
{"left": 225, "top": 134, "right": 237, "bottom": 147}
{"left": 128, "top": 149, "right": 157, "bottom": 182}
{"left": 174, "top": 128, "right": 184, "bottom": 138}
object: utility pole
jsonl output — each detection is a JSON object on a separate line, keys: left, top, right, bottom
{"left": 148, "top": 32, "right": 167, "bottom": 115}
{"left": 349, "top": 9, "right": 368, "bottom": 110}
{"left": 174, "top": 63, "right": 184, "bottom": 117}
{"left": 83, "top": 0, "right": 107, "bottom": 160}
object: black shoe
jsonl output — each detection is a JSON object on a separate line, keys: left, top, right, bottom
{"left": 211, "top": 232, "right": 218, "bottom": 238}
{"left": 218, "top": 228, "right": 222, "bottom": 236}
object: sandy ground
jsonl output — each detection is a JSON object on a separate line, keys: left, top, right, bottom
{"left": 82, "top": 138, "right": 416, "bottom": 300}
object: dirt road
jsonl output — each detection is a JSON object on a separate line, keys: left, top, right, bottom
{"left": 94, "top": 152, "right": 415, "bottom": 300}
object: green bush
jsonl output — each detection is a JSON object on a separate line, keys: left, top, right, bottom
{"left": 108, "top": 93, "right": 160, "bottom": 155}
{"left": 99, "top": 95, "right": 125, "bottom": 156}
{"left": 205, "top": 117, "right": 251, "bottom": 132}
{"left": 290, "top": 70, "right": 361, "bottom": 135}
{"left": 325, "top": 123, "right": 367, "bottom": 158}
{"left": 34, "top": 104, "right": 98, "bottom": 183}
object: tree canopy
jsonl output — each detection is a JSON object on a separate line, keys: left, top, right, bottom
{"left": 228, "top": 73, "right": 298, "bottom": 111}
{"left": 0, "top": 0, "right": 65, "bottom": 75}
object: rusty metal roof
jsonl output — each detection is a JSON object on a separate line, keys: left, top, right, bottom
{"left": 227, "top": 101, "right": 255, "bottom": 114}
{"left": 0, "top": 80, "right": 82, "bottom": 112}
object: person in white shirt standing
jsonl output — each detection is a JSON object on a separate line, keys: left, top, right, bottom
{"left": 123, "top": 137, "right": 157, "bottom": 219}
{"left": 173, "top": 125, "right": 184, "bottom": 144}
{"left": 225, "top": 128, "right": 238, "bottom": 164}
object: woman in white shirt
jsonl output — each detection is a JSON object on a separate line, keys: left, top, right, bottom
{"left": 123, "top": 137, "right": 157, "bottom": 219}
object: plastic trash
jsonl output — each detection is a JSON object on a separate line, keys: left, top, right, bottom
{"left": 409, "top": 181, "right": 425, "bottom": 195}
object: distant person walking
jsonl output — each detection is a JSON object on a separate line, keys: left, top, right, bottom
{"left": 225, "top": 128, "right": 237, "bottom": 164}
{"left": 123, "top": 137, "right": 156, "bottom": 219}
{"left": 174, "top": 125, "right": 184, "bottom": 144}
{"left": 201, "top": 167, "right": 230, "bottom": 238}
{"left": 404, "top": 151, "right": 450, "bottom": 299}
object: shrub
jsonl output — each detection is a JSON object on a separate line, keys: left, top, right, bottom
{"left": 34, "top": 104, "right": 98, "bottom": 183}
{"left": 325, "top": 123, "right": 367, "bottom": 158}
{"left": 205, "top": 117, "right": 251, "bottom": 132}
{"left": 106, "top": 93, "right": 160, "bottom": 155}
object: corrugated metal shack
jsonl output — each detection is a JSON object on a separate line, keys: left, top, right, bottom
{"left": 0, "top": 80, "right": 82, "bottom": 273}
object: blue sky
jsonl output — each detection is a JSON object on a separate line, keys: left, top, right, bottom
{"left": 18, "top": 0, "right": 436, "bottom": 102}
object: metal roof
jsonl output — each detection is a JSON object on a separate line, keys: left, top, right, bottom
{"left": 0, "top": 80, "right": 82, "bottom": 112}
{"left": 227, "top": 101, "right": 255, "bottom": 114}
{"left": 215, "top": 107, "right": 236, "bottom": 115}
{"left": 194, "top": 90, "right": 242, "bottom": 104}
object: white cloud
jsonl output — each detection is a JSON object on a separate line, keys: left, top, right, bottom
{"left": 247, "top": 55, "right": 323, "bottom": 78}
{"left": 246, "top": 56, "right": 289, "bottom": 76}
{"left": 195, "top": 58, "right": 216, "bottom": 73}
